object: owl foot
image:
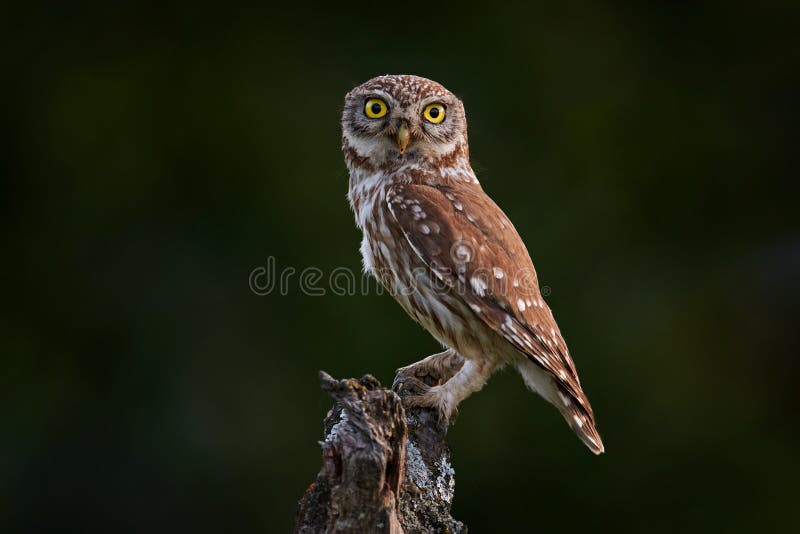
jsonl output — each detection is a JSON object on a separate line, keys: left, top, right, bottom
{"left": 394, "top": 348, "right": 465, "bottom": 386}
{"left": 392, "top": 374, "right": 457, "bottom": 424}
{"left": 392, "top": 373, "right": 431, "bottom": 394}
{"left": 392, "top": 349, "right": 466, "bottom": 423}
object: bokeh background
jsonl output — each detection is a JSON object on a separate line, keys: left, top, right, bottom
{"left": 3, "top": 2, "right": 798, "bottom": 532}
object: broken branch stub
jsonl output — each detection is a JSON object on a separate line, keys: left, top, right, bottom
{"left": 294, "top": 372, "right": 465, "bottom": 534}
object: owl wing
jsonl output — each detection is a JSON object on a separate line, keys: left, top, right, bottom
{"left": 386, "top": 182, "right": 594, "bottom": 415}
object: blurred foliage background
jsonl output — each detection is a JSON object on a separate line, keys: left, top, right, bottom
{"left": 2, "top": 2, "right": 798, "bottom": 532}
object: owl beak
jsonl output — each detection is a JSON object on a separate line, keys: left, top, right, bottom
{"left": 396, "top": 123, "right": 410, "bottom": 154}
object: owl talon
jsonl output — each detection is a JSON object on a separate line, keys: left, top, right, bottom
{"left": 393, "top": 374, "right": 443, "bottom": 415}
{"left": 395, "top": 349, "right": 463, "bottom": 386}
{"left": 396, "top": 363, "right": 431, "bottom": 379}
{"left": 392, "top": 374, "right": 431, "bottom": 396}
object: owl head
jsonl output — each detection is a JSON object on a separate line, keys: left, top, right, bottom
{"left": 342, "top": 75, "right": 468, "bottom": 168}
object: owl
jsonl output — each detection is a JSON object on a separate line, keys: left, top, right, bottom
{"left": 342, "top": 75, "right": 604, "bottom": 454}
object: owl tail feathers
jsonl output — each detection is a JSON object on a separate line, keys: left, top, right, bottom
{"left": 571, "top": 416, "right": 605, "bottom": 455}
{"left": 560, "top": 401, "right": 605, "bottom": 455}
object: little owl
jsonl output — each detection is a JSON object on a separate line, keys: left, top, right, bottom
{"left": 342, "top": 74, "right": 604, "bottom": 454}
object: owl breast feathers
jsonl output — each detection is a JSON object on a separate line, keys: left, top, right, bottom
{"left": 342, "top": 74, "right": 604, "bottom": 454}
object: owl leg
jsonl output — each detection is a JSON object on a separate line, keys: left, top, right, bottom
{"left": 394, "top": 348, "right": 465, "bottom": 387}
{"left": 397, "top": 356, "right": 499, "bottom": 423}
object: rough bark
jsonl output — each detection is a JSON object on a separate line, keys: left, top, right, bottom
{"left": 294, "top": 372, "right": 465, "bottom": 534}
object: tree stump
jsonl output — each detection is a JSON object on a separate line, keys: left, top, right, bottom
{"left": 294, "top": 372, "right": 465, "bottom": 533}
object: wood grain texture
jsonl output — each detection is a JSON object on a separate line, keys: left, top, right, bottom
{"left": 294, "top": 372, "right": 465, "bottom": 534}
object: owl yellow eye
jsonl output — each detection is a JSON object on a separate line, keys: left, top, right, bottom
{"left": 423, "top": 103, "right": 446, "bottom": 124}
{"left": 364, "top": 98, "right": 388, "bottom": 119}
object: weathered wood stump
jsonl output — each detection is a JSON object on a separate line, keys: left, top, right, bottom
{"left": 294, "top": 372, "right": 465, "bottom": 533}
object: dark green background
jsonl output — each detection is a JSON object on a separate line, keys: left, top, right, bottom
{"left": 3, "top": 2, "right": 798, "bottom": 532}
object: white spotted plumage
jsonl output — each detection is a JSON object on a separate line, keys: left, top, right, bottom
{"left": 343, "top": 75, "right": 604, "bottom": 454}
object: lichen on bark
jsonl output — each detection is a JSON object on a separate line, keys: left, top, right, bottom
{"left": 294, "top": 372, "right": 465, "bottom": 534}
